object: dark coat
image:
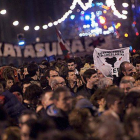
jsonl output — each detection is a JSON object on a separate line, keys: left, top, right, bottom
{"left": 2, "top": 90, "right": 26, "bottom": 120}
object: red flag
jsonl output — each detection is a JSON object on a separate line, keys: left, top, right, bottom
{"left": 55, "top": 27, "right": 70, "bottom": 59}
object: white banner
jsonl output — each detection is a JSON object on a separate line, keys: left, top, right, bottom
{"left": 93, "top": 47, "right": 130, "bottom": 76}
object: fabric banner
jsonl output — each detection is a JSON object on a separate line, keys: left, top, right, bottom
{"left": 93, "top": 47, "right": 130, "bottom": 76}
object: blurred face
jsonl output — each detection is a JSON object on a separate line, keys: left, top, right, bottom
{"left": 67, "top": 72, "right": 77, "bottom": 82}
{"left": 136, "top": 64, "right": 140, "bottom": 73}
{"left": 48, "top": 70, "right": 59, "bottom": 85}
{"left": 130, "top": 121, "right": 140, "bottom": 138}
{"left": 13, "top": 92, "right": 23, "bottom": 103}
{"left": 123, "top": 63, "right": 136, "bottom": 76}
{"left": 53, "top": 77, "right": 66, "bottom": 90}
{"left": 89, "top": 73, "right": 99, "bottom": 85}
{"left": 119, "top": 83, "right": 132, "bottom": 95}
{"left": 97, "top": 70, "right": 104, "bottom": 79}
{"left": 21, "top": 124, "right": 30, "bottom": 140}
{"left": 42, "top": 91, "right": 53, "bottom": 109}
{"left": 111, "top": 99, "right": 124, "bottom": 115}
{"left": 23, "top": 83, "right": 31, "bottom": 94}
{"left": 68, "top": 62, "right": 76, "bottom": 71}
{"left": 23, "top": 68, "right": 28, "bottom": 77}
{"left": 6, "top": 80, "right": 13, "bottom": 89}
{"left": 55, "top": 91, "right": 72, "bottom": 112}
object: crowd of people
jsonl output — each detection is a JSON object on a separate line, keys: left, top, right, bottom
{"left": 0, "top": 54, "right": 140, "bottom": 140}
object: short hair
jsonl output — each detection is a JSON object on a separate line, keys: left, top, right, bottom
{"left": 124, "top": 110, "right": 140, "bottom": 135}
{"left": 105, "top": 87, "right": 124, "bottom": 108}
{"left": 0, "top": 79, "right": 6, "bottom": 89}
{"left": 27, "top": 63, "right": 38, "bottom": 77}
{"left": 98, "top": 78, "right": 113, "bottom": 89}
{"left": 51, "top": 86, "right": 70, "bottom": 100}
{"left": 119, "top": 61, "right": 130, "bottom": 76}
{"left": 83, "top": 69, "right": 97, "bottom": 83}
{"left": 44, "top": 68, "right": 58, "bottom": 78}
{"left": 24, "top": 84, "right": 43, "bottom": 105}
{"left": 66, "top": 70, "right": 75, "bottom": 78}
{"left": 10, "top": 84, "right": 23, "bottom": 96}
{"left": 67, "top": 58, "right": 75, "bottom": 64}
{"left": 120, "top": 80, "right": 134, "bottom": 88}
{"left": 90, "top": 89, "right": 107, "bottom": 108}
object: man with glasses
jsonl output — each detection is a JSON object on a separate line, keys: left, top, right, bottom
{"left": 50, "top": 76, "right": 66, "bottom": 90}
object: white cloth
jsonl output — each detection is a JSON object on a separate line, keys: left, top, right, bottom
{"left": 93, "top": 47, "right": 130, "bottom": 76}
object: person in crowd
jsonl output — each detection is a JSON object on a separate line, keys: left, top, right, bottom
{"left": 124, "top": 110, "right": 140, "bottom": 139}
{"left": 25, "top": 63, "right": 40, "bottom": 81}
{"left": 77, "top": 69, "right": 99, "bottom": 99}
{"left": 46, "top": 87, "right": 73, "bottom": 130}
{"left": 119, "top": 80, "right": 134, "bottom": 95}
{"left": 97, "top": 77, "right": 113, "bottom": 89}
{"left": 90, "top": 89, "right": 107, "bottom": 115}
{"left": 50, "top": 76, "right": 66, "bottom": 90}
{"left": 22, "top": 81, "right": 31, "bottom": 94}
{"left": 67, "top": 59, "right": 79, "bottom": 75}
{"left": 18, "top": 110, "right": 37, "bottom": 128}
{"left": 2, "top": 127, "right": 21, "bottom": 140}
{"left": 44, "top": 68, "right": 59, "bottom": 86}
{"left": 23, "top": 84, "right": 43, "bottom": 111}
{"left": 5, "top": 77, "right": 14, "bottom": 90}
{"left": 66, "top": 70, "right": 83, "bottom": 94}
{"left": 23, "top": 65, "right": 29, "bottom": 79}
{"left": 121, "top": 76, "right": 135, "bottom": 84}
{"left": 103, "top": 87, "right": 125, "bottom": 122}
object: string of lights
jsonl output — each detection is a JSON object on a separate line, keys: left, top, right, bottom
{"left": 12, "top": 0, "right": 128, "bottom": 31}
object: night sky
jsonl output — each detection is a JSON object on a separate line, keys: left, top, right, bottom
{"left": 0, "top": 0, "right": 72, "bottom": 44}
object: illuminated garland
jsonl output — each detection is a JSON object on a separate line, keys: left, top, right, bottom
{"left": 13, "top": 0, "right": 127, "bottom": 31}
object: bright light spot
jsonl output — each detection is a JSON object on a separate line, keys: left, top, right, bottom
{"left": 24, "top": 26, "right": 29, "bottom": 31}
{"left": 122, "top": 15, "right": 127, "bottom": 19}
{"left": 18, "top": 41, "right": 25, "bottom": 46}
{"left": 80, "top": 16, "right": 84, "bottom": 21}
{"left": 99, "top": 16, "right": 106, "bottom": 24}
{"left": 54, "top": 21, "right": 58, "bottom": 25}
{"left": 70, "top": 15, "right": 75, "bottom": 20}
{"left": 104, "top": 25, "right": 107, "bottom": 29}
{"left": 13, "top": 21, "right": 19, "bottom": 26}
{"left": 124, "top": 33, "right": 128, "bottom": 37}
{"left": 0, "top": 9, "right": 6, "bottom": 15}
{"left": 85, "top": 15, "right": 90, "bottom": 20}
{"left": 81, "top": 11, "right": 84, "bottom": 14}
{"left": 103, "top": 10, "right": 107, "bottom": 14}
{"left": 42, "top": 25, "right": 48, "bottom": 29}
{"left": 117, "top": 23, "right": 121, "bottom": 27}
{"left": 34, "top": 26, "right": 40, "bottom": 30}
{"left": 122, "top": 3, "right": 129, "bottom": 8}
{"left": 36, "top": 37, "right": 40, "bottom": 42}
{"left": 136, "top": 32, "right": 139, "bottom": 36}
{"left": 122, "top": 10, "right": 128, "bottom": 14}
{"left": 129, "top": 46, "right": 133, "bottom": 51}
{"left": 48, "top": 23, "right": 53, "bottom": 27}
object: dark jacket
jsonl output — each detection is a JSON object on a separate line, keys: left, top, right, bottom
{"left": 46, "top": 104, "right": 70, "bottom": 130}
{"left": 2, "top": 90, "right": 26, "bottom": 120}
{"left": 76, "top": 85, "right": 97, "bottom": 99}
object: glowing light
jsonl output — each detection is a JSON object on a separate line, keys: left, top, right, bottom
{"left": 129, "top": 46, "right": 133, "bottom": 51}
{"left": 99, "top": 16, "right": 106, "bottom": 24}
{"left": 85, "top": 15, "right": 90, "bottom": 20}
{"left": 136, "top": 32, "right": 139, "bottom": 36}
{"left": 124, "top": 33, "right": 128, "bottom": 37}
{"left": 53, "top": 21, "right": 58, "bottom": 26}
{"left": 103, "top": 10, "right": 107, "bottom": 14}
{"left": 102, "top": 5, "right": 110, "bottom": 10}
{"left": 24, "top": 26, "right": 29, "bottom": 31}
{"left": 133, "top": 49, "right": 136, "bottom": 53}
{"left": 122, "top": 10, "right": 128, "bottom": 14}
{"left": 48, "top": 23, "right": 53, "bottom": 27}
{"left": 0, "top": 9, "right": 6, "bottom": 15}
{"left": 42, "top": 25, "right": 48, "bottom": 29}
{"left": 18, "top": 41, "right": 25, "bottom": 46}
{"left": 81, "top": 11, "right": 84, "bottom": 14}
{"left": 117, "top": 23, "right": 121, "bottom": 27}
{"left": 13, "top": 21, "right": 19, "bottom": 26}
{"left": 70, "top": 15, "right": 75, "bottom": 20}
{"left": 104, "top": 25, "right": 107, "bottom": 29}
{"left": 122, "top": 3, "right": 129, "bottom": 8}
{"left": 34, "top": 26, "right": 40, "bottom": 30}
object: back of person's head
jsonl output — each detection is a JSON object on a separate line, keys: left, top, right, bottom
{"left": 98, "top": 77, "right": 113, "bottom": 89}
{"left": 24, "top": 84, "right": 43, "bottom": 105}
{"left": 105, "top": 87, "right": 124, "bottom": 108}
{"left": 2, "top": 127, "right": 21, "bottom": 140}
{"left": 51, "top": 86, "right": 70, "bottom": 101}
{"left": 27, "top": 63, "right": 38, "bottom": 77}
{"left": 83, "top": 69, "right": 97, "bottom": 83}
{"left": 124, "top": 109, "right": 140, "bottom": 138}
